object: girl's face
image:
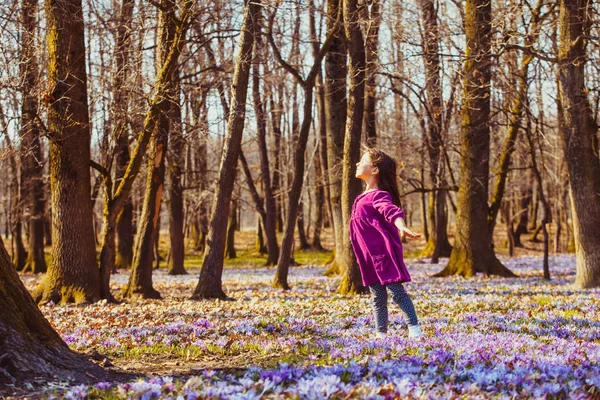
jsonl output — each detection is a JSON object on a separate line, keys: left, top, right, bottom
{"left": 355, "top": 153, "right": 378, "bottom": 180}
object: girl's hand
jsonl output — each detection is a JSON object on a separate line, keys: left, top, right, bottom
{"left": 400, "top": 227, "right": 421, "bottom": 240}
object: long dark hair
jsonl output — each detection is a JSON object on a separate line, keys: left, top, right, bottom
{"left": 367, "top": 147, "right": 403, "bottom": 208}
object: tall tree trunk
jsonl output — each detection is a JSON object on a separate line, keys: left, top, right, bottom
{"left": 97, "top": 0, "right": 192, "bottom": 301}
{"left": 33, "top": 0, "right": 100, "bottom": 304}
{"left": 362, "top": 0, "right": 379, "bottom": 146}
{"left": 338, "top": 0, "right": 367, "bottom": 295}
{"left": 487, "top": 0, "right": 544, "bottom": 239}
{"left": 557, "top": 0, "right": 600, "bottom": 288}
{"left": 191, "top": 0, "right": 261, "bottom": 300}
{"left": 168, "top": 73, "right": 186, "bottom": 275}
{"left": 20, "top": 0, "right": 46, "bottom": 274}
{"left": 252, "top": 38, "right": 279, "bottom": 265}
{"left": 417, "top": 0, "right": 452, "bottom": 262}
{"left": 1, "top": 111, "right": 27, "bottom": 271}
{"left": 269, "top": 1, "right": 338, "bottom": 289}
{"left": 113, "top": 0, "right": 135, "bottom": 271}
{"left": 0, "top": 236, "right": 105, "bottom": 385}
{"left": 122, "top": 0, "right": 184, "bottom": 299}
{"left": 269, "top": 84, "right": 285, "bottom": 234}
{"left": 324, "top": 0, "right": 347, "bottom": 276}
{"left": 526, "top": 108, "right": 551, "bottom": 280}
{"left": 309, "top": 0, "right": 328, "bottom": 252}
{"left": 434, "top": 0, "right": 515, "bottom": 278}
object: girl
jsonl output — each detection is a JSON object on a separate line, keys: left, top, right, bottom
{"left": 350, "top": 148, "right": 422, "bottom": 339}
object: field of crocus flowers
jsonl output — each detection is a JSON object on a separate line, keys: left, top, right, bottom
{"left": 17, "top": 253, "right": 600, "bottom": 399}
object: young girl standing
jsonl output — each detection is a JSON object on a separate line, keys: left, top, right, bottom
{"left": 349, "top": 148, "right": 422, "bottom": 338}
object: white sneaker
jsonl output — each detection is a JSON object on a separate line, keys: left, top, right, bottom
{"left": 376, "top": 331, "right": 387, "bottom": 339}
{"left": 408, "top": 325, "right": 422, "bottom": 338}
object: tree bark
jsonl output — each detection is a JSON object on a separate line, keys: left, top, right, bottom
{"left": 225, "top": 198, "right": 237, "bottom": 259}
{"left": 122, "top": 0, "right": 189, "bottom": 299}
{"left": 33, "top": 0, "right": 100, "bottom": 304}
{"left": 113, "top": 0, "right": 135, "bottom": 271}
{"left": 191, "top": 0, "right": 261, "bottom": 300}
{"left": 269, "top": 1, "right": 339, "bottom": 290}
{"left": 252, "top": 38, "right": 279, "bottom": 265}
{"left": 557, "top": 0, "right": 600, "bottom": 288}
{"left": 434, "top": 0, "right": 515, "bottom": 278}
{"left": 487, "top": 0, "right": 543, "bottom": 239}
{"left": 417, "top": 0, "right": 452, "bottom": 262}
{"left": 97, "top": 0, "right": 192, "bottom": 301}
{"left": 168, "top": 73, "right": 186, "bottom": 275}
{"left": 338, "top": 0, "right": 367, "bottom": 295}
{"left": 362, "top": 0, "right": 379, "bottom": 146}
{"left": 0, "top": 236, "right": 106, "bottom": 385}
{"left": 19, "top": 0, "right": 46, "bottom": 274}
{"left": 323, "top": 0, "right": 347, "bottom": 276}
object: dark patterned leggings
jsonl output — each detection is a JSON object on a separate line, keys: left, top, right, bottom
{"left": 369, "top": 281, "right": 419, "bottom": 333}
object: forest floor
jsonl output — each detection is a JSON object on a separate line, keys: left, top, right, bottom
{"left": 6, "top": 227, "right": 600, "bottom": 399}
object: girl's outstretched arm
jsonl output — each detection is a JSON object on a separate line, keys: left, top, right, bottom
{"left": 372, "top": 191, "right": 421, "bottom": 240}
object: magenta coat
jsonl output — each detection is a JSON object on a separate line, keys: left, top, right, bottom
{"left": 349, "top": 189, "right": 412, "bottom": 287}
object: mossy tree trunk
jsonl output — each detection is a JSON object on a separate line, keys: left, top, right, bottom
{"left": 33, "top": 0, "right": 100, "bottom": 304}
{"left": 434, "top": 0, "right": 515, "bottom": 278}
{"left": 191, "top": 0, "right": 261, "bottom": 300}
{"left": 557, "top": 0, "right": 600, "bottom": 288}
{"left": 338, "top": 0, "right": 368, "bottom": 295}
{"left": 0, "top": 236, "right": 105, "bottom": 385}
{"left": 323, "top": 0, "right": 347, "bottom": 276}
{"left": 20, "top": 0, "right": 46, "bottom": 274}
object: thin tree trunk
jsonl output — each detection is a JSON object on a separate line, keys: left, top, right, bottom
{"left": 168, "top": 72, "right": 186, "bottom": 275}
{"left": 417, "top": 0, "right": 452, "bottom": 262}
{"left": 191, "top": 0, "right": 261, "bottom": 300}
{"left": 20, "top": 0, "right": 46, "bottom": 274}
{"left": 269, "top": 1, "right": 339, "bottom": 289}
{"left": 323, "top": 0, "right": 347, "bottom": 276}
{"left": 308, "top": 0, "right": 328, "bottom": 252}
{"left": 97, "top": 0, "right": 192, "bottom": 301}
{"left": 225, "top": 198, "right": 237, "bottom": 259}
{"left": 123, "top": 0, "right": 188, "bottom": 299}
{"left": 252, "top": 37, "right": 279, "bottom": 265}
{"left": 487, "top": 0, "right": 544, "bottom": 238}
{"left": 270, "top": 89, "right": 284, "bottom": 234}
{"left": 362, "top": 0, "right": 379, "bottom": 146}
{"left": 113, "top": 0, "right": 135, "bottom": 271}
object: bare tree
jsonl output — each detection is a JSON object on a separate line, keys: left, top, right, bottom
{"left": 191, "top": 0, "right": 262, "bottom": 300}
{"left": 268, "top": 0, "right": 340, "bottom": 289}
